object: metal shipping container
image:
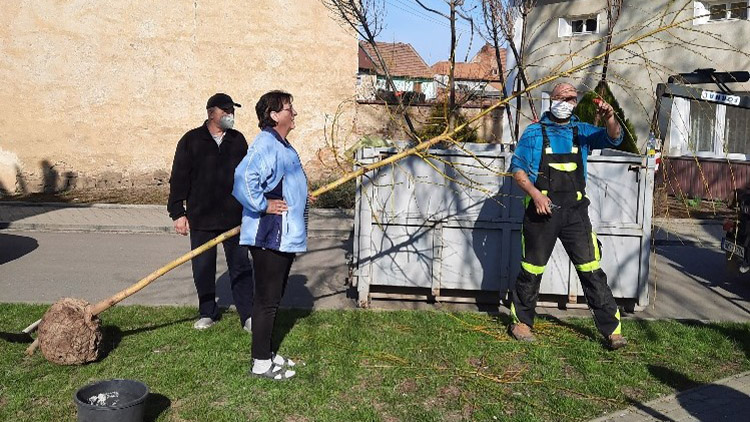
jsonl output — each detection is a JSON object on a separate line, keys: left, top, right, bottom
{"left": 352, "top": 143, "right": 655, "bottom": 310}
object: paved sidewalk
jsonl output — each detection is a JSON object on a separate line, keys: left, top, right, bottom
{"left": 0, "top": 202, "right": 353, "bottom": 238}
{"left": 590, "top": 371, "right": 750, "bottom": 422}
{"left": 0, "top": 201, "right": 724, "bottom": 243}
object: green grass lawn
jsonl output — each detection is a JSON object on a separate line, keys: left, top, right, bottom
{"left": 1, "top": 303, "right": 749, "bottom": 422}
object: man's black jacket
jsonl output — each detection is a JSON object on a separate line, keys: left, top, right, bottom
{"left": 167, "top": 122, "right": 248, "bottom": 231}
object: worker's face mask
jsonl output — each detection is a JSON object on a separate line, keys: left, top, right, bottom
{"left": 219, "top": 114, "right": 235, "bottom": 130}
{"left": 550, "top": 100, "right": 574, "bottom": 120}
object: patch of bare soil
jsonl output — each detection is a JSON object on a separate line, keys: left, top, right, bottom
{"left": 653, "top": 185, "right": 735, "bottom": 221}
{"left": 0, "top": 186, "right": 170, "bottom": 205}
{"left": 395, "top": 378, "right": 418, "bottom": 395}
{"left": 621, "top": 386, "right": 647, "bottom": 402}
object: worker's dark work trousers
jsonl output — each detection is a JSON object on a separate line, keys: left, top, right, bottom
{"left": 248, "top": 246, "right": 295, "bottom": 360}
{"left": 190, "top": 229, "right": 254, "bottom": 326}
{"left": 511, "top": 200, "right": 621, "bottom": 337}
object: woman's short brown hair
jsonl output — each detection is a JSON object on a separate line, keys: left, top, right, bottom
{"left": 255, "top": 90, "right": 293, "bottom": 129}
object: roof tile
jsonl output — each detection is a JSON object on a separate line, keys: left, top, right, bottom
{"left": 359, "top": 41, "right": 433, "bottom": 79}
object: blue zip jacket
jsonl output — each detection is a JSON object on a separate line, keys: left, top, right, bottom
{"left": 510, "top": 113, "right": 623, "bottom": 184}
{"left": 232, "top": 127, "right": 308, "bottom": 253}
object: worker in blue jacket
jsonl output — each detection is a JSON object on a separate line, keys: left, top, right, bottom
{"left": 233, "top": 90, "right": 307, "bottom": 380}
{"left": 508, "top": 82, "right": 628, "bottom": 350}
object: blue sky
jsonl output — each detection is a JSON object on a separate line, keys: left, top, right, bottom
{"left": 378, "top": 0, "right": 485, "bottom": 66}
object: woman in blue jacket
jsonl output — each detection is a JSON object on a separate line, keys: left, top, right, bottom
{"left": 233, "top": 90, "right": 307, "bottom": 380}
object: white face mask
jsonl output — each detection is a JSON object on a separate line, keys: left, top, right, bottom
{"left": 550, "top": 100, "right": 574, "bottom": 120}
{"left": 219, "top": 114, "right": 234, "bottom": 130}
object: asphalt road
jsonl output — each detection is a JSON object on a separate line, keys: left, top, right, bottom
{"left": 1, "top": 230, "right": 749, "bottom": 322}
{"left": 0, "top": 231, "right": 354, "bottom": 312}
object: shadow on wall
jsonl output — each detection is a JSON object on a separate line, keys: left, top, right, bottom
{"left": 40, "top": 160, "right": 76, "bottom": 194}
{"left": 0, "top": 161, "right": 76, "bottom": 198}
{"left": 0, "top": 161, "right": 84, "bottom": 227}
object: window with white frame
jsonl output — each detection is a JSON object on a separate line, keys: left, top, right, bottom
{"left": 688, "top": 100, "right": 717, "bottom": 153}
{"left": 710, "top": 2, "right": 748, "bottom": 20}
{"left": 541, "top": 91, "right": 551, "bottom": 113}
{"left": 724, "top": 105, "right": 750, "bottom": 155}
{"left": 558, "top": 14, "right": 599, "bottom": 37}
{"left": 694, "top": 1, "right": 748, "bottom": 24}
{"left": 670, "top": 96, "right": 750, "bottom": 158}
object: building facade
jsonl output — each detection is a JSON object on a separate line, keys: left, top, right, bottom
{"left": 0, "top": 1, "right": 357, "bottom": 193}
{"left": 518, "top": 1, "right": 750, "bottom": 151}
{"left": 514, "top": 0, "right": 750, "bottom": 198}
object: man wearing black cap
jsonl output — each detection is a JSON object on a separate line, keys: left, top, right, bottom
{"left": 168, "top": 93, "right": 254, "bottom": 332}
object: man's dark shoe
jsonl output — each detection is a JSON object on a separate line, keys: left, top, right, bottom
{"left": 509, "top": 323, "right": 536, "bottom": 342}
{"left": 607, "top": 334, "right": 628, "bottom": 350}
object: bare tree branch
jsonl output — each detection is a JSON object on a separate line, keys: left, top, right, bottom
{"left": 479, "top": 0, "right": 517, "bottom": 143}
{"left": 414, "top": 0, "right": 450, "bottom": 19}
{"left": 414, "top": 0, "right": 475, "bottom": 129}
{"left": 600, "top": 0, "right": 623, "bottom": 86}
{"left": 323, "top": 0, "right": 419, "bottom": 138}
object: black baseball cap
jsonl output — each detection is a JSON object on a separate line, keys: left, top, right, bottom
{"left": 206, "top": 93, "right": 241, "bottom": 110}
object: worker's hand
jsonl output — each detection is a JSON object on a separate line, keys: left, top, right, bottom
{"left": 593, "top": 98, "right": 615, "bottom": 120}
{"left": 307, "top": 193, "right": 317, "bottom": 205}
{"left": 532, "top": 192, "right": 552, "bottom": 215}
{"left": 266, "top": 199, "right": 288, "bottom": 215}
{"left": 174, "top": 216, "right": 190, "bottom": 236}
{"left": 594, "top": 98, "right": 622, "bottom": 139}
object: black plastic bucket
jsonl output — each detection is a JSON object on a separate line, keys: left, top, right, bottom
{"left": 74, "top": 379, "right": 149, "bottom": 422}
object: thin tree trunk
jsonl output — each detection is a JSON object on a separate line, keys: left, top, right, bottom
{"left": 518, "top": 8, "right": 538, "bottom": 120}
{"left": 601, "top": 6, "right": 614, "bottom": 85}
{"left": 514, "top": 77, "right": 522, "bottom": 140}
{"left": 360, "top": 27, "right": 418, "bottom": 137}
{"left": 486, "top": 1, "right": 516, "bottom": 143}
{"left": 448, "top": 0, "right": 457, "bottom": 130}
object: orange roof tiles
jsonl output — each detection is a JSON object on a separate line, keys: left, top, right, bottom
{"left": 358, "top": 41, "right": 433, "bottom": 79}
{"left": 432, "top": 43, "right": 507, "bottom": 82}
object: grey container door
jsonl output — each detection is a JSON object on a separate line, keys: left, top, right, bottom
{"left": 369, "top": 224, "right": 434, "bottom": 288}
{"left": 566, "top": 153, "right": 646, "bottom": 299}
{"left": 587, "top": 154, "right": 643, "bottom": 228}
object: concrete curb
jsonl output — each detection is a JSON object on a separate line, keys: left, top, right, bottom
{"left": 0, "top": 201, "right": 355, "bottom": 215}
{"left": 0, "top": 223, "right": 353, "bottom": 238}
{"left": 0, "top": 222, "right": 173, "bottom": 234}
{"left": 653, "top": 217, "right": 723, "bottom": 226}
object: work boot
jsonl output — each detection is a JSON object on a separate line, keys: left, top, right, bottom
{"left": 509, "top": 323, "right": 536, "bottom": 342}
{"left": 607, "top": 334, "right": 628, "bottom": 350}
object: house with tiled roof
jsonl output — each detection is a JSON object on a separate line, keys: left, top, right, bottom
{"left": 357, "top": 41, "right": 437, "bottom": 102}
{"left": 431, "top": 43, "right": 507, "bottom": 101}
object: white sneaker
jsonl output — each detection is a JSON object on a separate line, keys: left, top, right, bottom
{"left": 193, "top": 317, "right": 216, "bottom": 330}
{"left": 243, "top": 318, "right": 252, "bottom": 333}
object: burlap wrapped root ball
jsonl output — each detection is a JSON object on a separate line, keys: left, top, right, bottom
{"left": 38, "top": 298, "right": 102, "bottom": 365}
